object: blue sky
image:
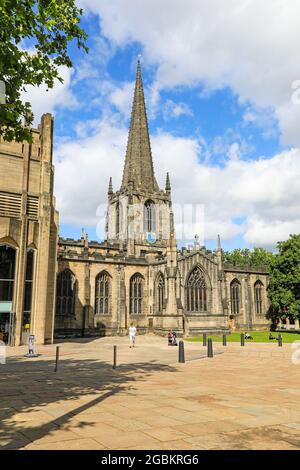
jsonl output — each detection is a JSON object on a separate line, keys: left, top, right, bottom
{"left": 25, "top": 1, "right": 300, "bottom": 251}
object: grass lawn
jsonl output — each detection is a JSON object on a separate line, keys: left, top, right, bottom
{"left": 186, "top": 331, "right": 300, "bottom": 343}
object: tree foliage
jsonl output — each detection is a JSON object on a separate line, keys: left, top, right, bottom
{"left": 222, "top": 247, "right": 275, "bottom": 268}
{"left": 267, "top": 234, "right": 300, "bottom": 321}
{"left": 0, "top": 0, "right": 88, "bottom": 142}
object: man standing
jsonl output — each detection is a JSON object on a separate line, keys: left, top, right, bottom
{"left": 129, "top": 323, "right": 137, "bottom": 348}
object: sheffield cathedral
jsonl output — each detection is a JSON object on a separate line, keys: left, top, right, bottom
{"left": 0, "top": 62, "right": 270, "bottom": 346}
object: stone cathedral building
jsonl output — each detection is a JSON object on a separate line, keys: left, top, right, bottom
{"left": 0, "top": 62, "right": 270, "bottom": 346}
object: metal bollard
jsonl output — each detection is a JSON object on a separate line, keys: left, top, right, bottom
{"left": 113, "top": 345, "right": 117, "bottom": 369}
{"left": 178, "top": 340, "right": 185, "bottom": 363}
{"left": 240, "top": 333, "right": 245, "bottom": 347}
{"left": 54, "top": 346, "right": 59, "bottom": 372}
{"left": 223, "top": 334, "right": 227, "bottom": 346}
{"left": 278, "top": 334, "right": 283, "bottom": 347}
{"left": 207, "top": 338, "right": 213, "bottom": 357}
{"left": 203, "top": 333, "right": 207, "bottom": 347}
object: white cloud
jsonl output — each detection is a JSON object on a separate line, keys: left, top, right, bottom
{"left": 244, "top": 217, "right": 300, "bottom": 248}
{"left": 108, "top": 81, "right": 134, "bottom": 118}
{"left": 21, "top": 66, "right": 77, "bottom": 125}
{"left": 79, "top": 0, "right": 300, "bottom": 146}
{"left": 54, "top": 119, "right": 126, "bottom": 227}
{"left": 54, "top": 113, "right": 300, "bottom": 247}
{"left": 243, "top": 106, "right": 278, "bottom": 140}
{"left": 50, "top": 1, "right": 300, "bottom": 248}
{"left": 163, "top": 99, "right": 193, "bottom": 120}
{"left": 73, "top": 36, "right": 113, "bottom": 84}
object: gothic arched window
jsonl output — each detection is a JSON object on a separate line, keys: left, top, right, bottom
{"left": 130, "top": 273, "right": 143, "bottom": 314}
{"left": 95, "top": 271, "right": 110, "bottom": 315}
{"left": 56, "top": 270, "right": 76, "bottom": 316}
{"left": 144, "top": 200, "right": 156, "bottom": 233}
{"left": 155, "top": 272, "right": 165, "bottom": 313}
{"left": 115, "top": 203, "right": 120, "bottom": 237}
{"left": 186, "top": 266, "right": 207, "bottom": 312}
{"left": 230, "top": 279, "right": 241, "bottom": 315}
{"left": 0, "top": 245, "right": 16, "bottom": 302}
{"left": 254, "top": 280, "right": 263, "bottom": 315}
{"left": 23, "top": 250, "right": 35, "bottom": 327}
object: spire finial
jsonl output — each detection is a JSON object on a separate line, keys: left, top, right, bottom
{"left": 169, "top": 208, "right": 176, "bottom": 246}
{"left": 166, "top": 172, "right": 171, "bottom": 193}
{"left": 108, "top": 177, "right": 113, "bottom": 196}
{"left": 217, "top": 234, "right": 222, "bottom": 256}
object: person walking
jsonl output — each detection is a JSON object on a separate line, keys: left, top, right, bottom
{"left": 129, "top": 323, "right": 137, "bottom": 348}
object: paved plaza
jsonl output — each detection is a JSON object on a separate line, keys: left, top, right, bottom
{"left": 1, "top": 334, "right": 300, "bottom": 450}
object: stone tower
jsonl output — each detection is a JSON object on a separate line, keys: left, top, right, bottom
{"left": 105, "top": 61, "right": 172, "bottom": 258}
{"left": 0, "top": 114, "right": 58, "bottom": 345}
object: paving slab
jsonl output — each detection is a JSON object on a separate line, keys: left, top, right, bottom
{"left": 0, "top": 334, "right": 299, "bottom": 450}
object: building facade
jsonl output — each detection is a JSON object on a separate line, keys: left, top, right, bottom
{"left": 0, "top": 62, "right": 271, "bottom": 345}
{"left": 54, "top": 62, "right": 270, "bottom": 340}
{"left": 0, "top": 114, "right": 58, "bottom": 345}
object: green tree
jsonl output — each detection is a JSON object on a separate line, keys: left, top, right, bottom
{"left": 0, "top": 0, "right": 88, "bottom": 142}
{"left": 222, "top": 247, "right": 274, "bottom": 268}
{"left": 268, "top": 234, "right": 300, "bottom": 321}
{"left": 249, "top": 247, "right": 275, "bottom": 267}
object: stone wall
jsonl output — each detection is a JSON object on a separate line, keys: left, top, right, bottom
{"left": 0, "top": 114, "right": 58, "bottom": 345}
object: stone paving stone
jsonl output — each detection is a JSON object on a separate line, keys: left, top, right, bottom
{"left": 1, "top": 336, "right": 300, "bottom": 450}
{"left": 110, "top": 408, "right": 155, "bottom": 420}
{"left": 159, "top": 439, "right": 205, "bottom": 450}
{"left": 148, "top": 406, "right": 214, "bottom": 424}
{"left": 22, "top": 438, "right": 107, "bottom": 450}
{"left": 19, "top": 427, "right": 80, "bottom": 444}
{"left": 143, "top": 427, "right": 190, "bottom": 442}
{"left": 0, "top": 430, "right": 32, "bottom": 449}
{"left": 66, "top": 422, "right": 120, "bottom": 438}
{"left": 156, "top": 398, "right": 208, "bottom": 412}
{"left": 89, "top": 415, "right": 152, "bottom": 432}
{"left": 245, "top": 439, "right": 299, "bottom": 450}
{"left": 70, "top": 411, "right": 118, "bottom": 422}
{"left": 283, "top": 422, "right": 300, "bottom": 431}
{"left": 9, "top": 410, "right": 53, "bottom": 423}
{"left": 184, "top": 433, "right": 246, "bottom": 450}
{"left": 93, "top": 430, "right": 161, "bottom": 449}
{"left": 226, "top": 425, "right": 300, "bottom": 447}
{"left": 136, "top": 414, "right": 187, "bottom": 428}
{"left": 176, "top": 419, "right": 247, "bottom": 436}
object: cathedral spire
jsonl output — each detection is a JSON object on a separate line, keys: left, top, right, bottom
{"left": 121, "top": 60, "right": 159, "bottom": 193}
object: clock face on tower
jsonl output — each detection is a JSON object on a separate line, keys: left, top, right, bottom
{"left": 146, "top": 232, "right": 157, "bottom": 244}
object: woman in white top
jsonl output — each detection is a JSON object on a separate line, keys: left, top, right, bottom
{"left": 129, "top": 323, "right": 137, "bottom": 348}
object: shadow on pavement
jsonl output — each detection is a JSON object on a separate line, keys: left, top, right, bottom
{"left": 0, "top": 356, "right": 177, "bottom": 450}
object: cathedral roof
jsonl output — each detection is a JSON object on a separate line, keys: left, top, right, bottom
{"left": 121, "top": 60, "right": 159, "bottom": 193}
